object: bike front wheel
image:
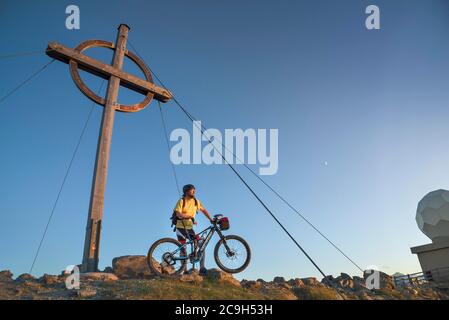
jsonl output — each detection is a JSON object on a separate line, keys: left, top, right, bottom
{"left": 214, "top": 235, "right": 251, "bottom": 273}
{"left": 147, "top": 238, "right": 187, "bottom": 277}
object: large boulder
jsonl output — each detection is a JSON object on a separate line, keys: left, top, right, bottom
{"left": 273, "top": 276, "right": 286, "bottom": 284}
{"left": 334, "top": 273, "right": 355, "bottom": 289}
{"left": 112, "top": 255, "right": 153, "bottom": 279}
{"left": 301, "top": 277, "right": 321, "bottom": 287}
{"left": 0, "top": 270, "right": 13, "bottom": 282}
{"left": 271, "top": 276, "right": 292, "bottom": 290}
{"left": 322, "top": 273, "right": 368, "bottom": 292}
{"left": 352, "top": 276, "right": 367, "bottom": 291}
{"left": 321, "top": 275, "right": 334, "bottom": 287}
{"left": 39, "top": 273, "right": 60, "bottom": 285}
{"left": 15, "top": 273, "right": 36, "bottom": 283}
{"left": 241, "top": 279, "right": 263, "bottom": 289}
{"left": 205, "top": 268, "right": 241, "bottom": 287}
{"left": 287, "top": 278, "right": 305, "bottom": 287}
{"left": 39, "top": 274, "right": 60, "bottom": 285}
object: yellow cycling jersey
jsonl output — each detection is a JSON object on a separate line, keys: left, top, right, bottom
{"left": 174, "top": 197, "right": 203, "bottom": 229}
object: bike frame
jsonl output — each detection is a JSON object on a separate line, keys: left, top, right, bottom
{"left": 173, "top": 223, "right": 229, "bottom": 264}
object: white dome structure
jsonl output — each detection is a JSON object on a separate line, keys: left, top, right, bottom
{"left": 416, "top": 189, "right": 449, "bottom": 242}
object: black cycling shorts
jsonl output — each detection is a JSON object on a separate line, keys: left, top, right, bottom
{"left": 176, "top": 228, "right": 198, "bottom": 242}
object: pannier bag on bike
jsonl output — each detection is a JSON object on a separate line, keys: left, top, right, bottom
{"left": 218, "top": 217, "right": 230, "bottom": 230}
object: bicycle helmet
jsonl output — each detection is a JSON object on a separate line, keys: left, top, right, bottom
{"left": 183, "top": 184, "right": 195, "bottom": 195}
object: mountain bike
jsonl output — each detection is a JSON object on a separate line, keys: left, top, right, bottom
{"left": 147, "top": 214, "right": 251, "bottom": 276}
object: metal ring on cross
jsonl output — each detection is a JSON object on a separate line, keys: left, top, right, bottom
{"left": 69, "top": 39, "right": 154, "bottom": 113}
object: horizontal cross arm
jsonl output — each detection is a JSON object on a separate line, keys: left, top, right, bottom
{"left": 46, "top": 41, "right": 172, "bottom": 102}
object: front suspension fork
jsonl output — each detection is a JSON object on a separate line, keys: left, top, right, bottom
{"left": 216, "top": 229, "right": 232, "bottom": 254}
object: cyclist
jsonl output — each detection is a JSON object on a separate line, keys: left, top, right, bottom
{"left": 174, "top": 184, "right": 213, "bottom": 275}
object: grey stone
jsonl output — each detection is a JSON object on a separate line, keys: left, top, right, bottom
{"left": 273, "top": 276, "right": 286, "bottom": 284}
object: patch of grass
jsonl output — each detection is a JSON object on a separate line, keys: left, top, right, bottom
{"left": 292, "top": 286, "right": 340, "bottom": 300}
{"left": 93, "top": 278, "right": 296, "bottom": 300}
{"left": 372, "top": 288, "right": 405, "bottom": 300}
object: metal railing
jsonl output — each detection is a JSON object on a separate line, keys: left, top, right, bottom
{"left": 393, "top": 267, "right": 449, "bottom": 288}
{"left": 393, "top": 271, "right": 429, "bottom": 287}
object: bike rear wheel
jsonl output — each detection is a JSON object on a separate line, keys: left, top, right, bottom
{"left": 214, "top": 235, "right": 251, "bottom": 273}
{"left": 147, "top": 238, "right": 187, "bottom": 277}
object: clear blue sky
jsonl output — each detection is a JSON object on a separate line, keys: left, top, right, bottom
{"left": 1, "top": 0, "right": 449, "bottom": 281}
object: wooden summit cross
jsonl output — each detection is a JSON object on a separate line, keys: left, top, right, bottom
{"left": 46, "top": 24, "right": 172, "bottom": 272}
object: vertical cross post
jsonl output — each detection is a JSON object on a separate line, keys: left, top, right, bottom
{"left": 47, "top": 23, "right": 172, "bottom": 272}
{"left": 81, "top": 24, "right": 130, "bottom": 272}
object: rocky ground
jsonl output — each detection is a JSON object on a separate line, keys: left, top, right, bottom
{"left": 1, "top": 255, "right": 448, "bottom": 300}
